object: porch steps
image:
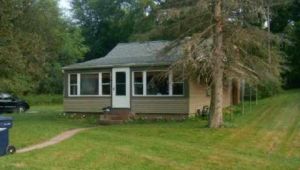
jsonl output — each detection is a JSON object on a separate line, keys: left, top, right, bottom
{"left": 99, "top": 108, "right": 132, "bottom": 125}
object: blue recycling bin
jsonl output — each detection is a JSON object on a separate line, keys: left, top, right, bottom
{"left": 0, "top": 116, "right": 15, "bottom": 156}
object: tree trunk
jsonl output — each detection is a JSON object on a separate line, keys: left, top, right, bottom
{"left": 209, "top": 0, "right": 224, "bottom": 128}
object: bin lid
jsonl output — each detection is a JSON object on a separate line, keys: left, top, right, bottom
{"left": 0, "top": 116, "right": 13, "bottom": 128}
{"left": 0, "top": 116, "right": 13, "bottom": 121}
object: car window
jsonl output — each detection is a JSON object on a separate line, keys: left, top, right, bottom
{"left": 3, "top": 97, "right": 12, "bottom": 100}
{"left": 1, "top": 93, "right": 13, "bottom": 101}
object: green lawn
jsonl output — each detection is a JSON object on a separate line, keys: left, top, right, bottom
{"left": 0, "top": 91, "right": 300, "bottom": 170}
{"left": 5, "top": 105, "right": 95, "bottom": 148}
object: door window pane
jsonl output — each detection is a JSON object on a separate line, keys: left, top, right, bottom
{"left": 147, "top": 72, "right": 169, "bottom": 95}
{"left": 116, "top": 72, "right": 126, "bottom": 96}
{"left": 80, "top": 74, "right": 99, "bottom": 95}
{"left": 116, "top": 72, "right": 126, "bottom": 83}
{"left": 116, "top": 84, "right": 126, "bottom": 95}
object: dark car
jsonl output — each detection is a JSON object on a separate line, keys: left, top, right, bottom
{"left": 0, "top": 93, "right": 30, "bottom": 113}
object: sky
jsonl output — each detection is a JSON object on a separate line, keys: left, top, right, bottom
{"left": 59, "top": 0, "right": 71, "bottom": 10}
{"left": 58, "top": 0, "right": 72, "bottom": 18}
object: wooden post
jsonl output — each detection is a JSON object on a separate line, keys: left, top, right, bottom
{"left": 250, "top": 85, "right": 252, "bottom": 112}
{"left": 256, "top": 85, "right": 258, "bottom": 105}
{"left": 242, "top": 80, "right": 245, "bottom": 115}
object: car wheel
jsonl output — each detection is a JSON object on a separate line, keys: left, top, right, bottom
{"left": 6, "top": 145, "right": 16, "bottom": 154}
{"left": 17, "top": 106, "right": 25, "bottom": 113}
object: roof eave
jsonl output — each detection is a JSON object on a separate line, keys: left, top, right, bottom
{"left": 62, "top": 62, "right": 172, "bottom": 71}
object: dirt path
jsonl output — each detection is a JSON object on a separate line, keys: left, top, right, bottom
{"left": 17, "top": 128, "right": 91, "bottom": 153}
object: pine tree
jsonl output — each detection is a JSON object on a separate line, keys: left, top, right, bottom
{"left": 140, "top": 0, "right": 286, "bottom": 128}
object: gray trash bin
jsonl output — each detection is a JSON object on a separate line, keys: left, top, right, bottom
{"left": 0, "top": 116, "right": 15, "bottom": 156}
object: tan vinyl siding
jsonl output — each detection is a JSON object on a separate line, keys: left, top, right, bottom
{"left": 64, "top": 97, "right": 111, "bottom": 113}
{"left": 188, "top": 80, "right": 232, "bottom": 115}
{"left": 131, "top": 97, "right": 188, "bottom": 114}
{"left": 188, "top": 81, "right": 211, "bottom": 115}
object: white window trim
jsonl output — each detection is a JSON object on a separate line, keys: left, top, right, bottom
{"left": 101, "top": 72, "right": 112, "bottom": 96}
{"left": 169, "top": 71, "right": 173, "bottom": 96}
{"left": 143, "top": 71, "right": 147, "bottom": 95}
{"left": 68, "top": 72, "right": 111, "bottom": 97}
{"left": 132, "top": 70, "right": 184, "bottom": 97}
{"left": 98, "top": 73, "right": 102, "bottom": 96}
{"left": 77, "top": 73, "right": 81, "bottom": 96}
{"left": 68, "top": 73, "right": 80, "bottom": 97}
{"left": 132, "top": 71, "right": 144, "bottom": 96}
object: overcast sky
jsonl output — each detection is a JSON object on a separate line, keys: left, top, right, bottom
{"left": 59, "top": 0, "right": 71, "bottom": 10}
{"left": 58, "top": 0, "right": 72, "bottom": 18}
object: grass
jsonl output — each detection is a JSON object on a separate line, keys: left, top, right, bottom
{"left": 20, "top": 94, "right": 63, "bottom": 105}
{"left": 0, "top": 90, "right": 300, "bottom": 169}
{"left": 4, "top": 105, "right": 95, "bottom": 148}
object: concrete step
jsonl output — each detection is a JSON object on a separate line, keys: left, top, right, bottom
{"left": 99, "top": 119, "right": 124, "bottom": 125}
{"left": 99, "top": 108, "right": 134, "bottom": 125}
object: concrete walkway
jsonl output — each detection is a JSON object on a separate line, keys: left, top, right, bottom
{"left": 17, "top": 128, "right": 90, "bottom": 153}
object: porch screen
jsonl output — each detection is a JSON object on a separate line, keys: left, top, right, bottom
{"left": 102, "top": 73, "right": 111, "bottom": 95}
{"left": 172, "top": 75, "right": 184, "bottom": 95}
{"left": 133, "top": 72, "right": 143, "bottom": 95}
{"left": 146, "top": 72, "right": 169, "bottom": 95}
{"left": 80, "top": 74, "right": 99, "bottom": 95}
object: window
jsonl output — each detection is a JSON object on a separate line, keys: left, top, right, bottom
{"left": 68, "top": 72, "right": 111, "bottom": 97}
{"left": 147, "top": 72, "right": 169, "bottom": 95}
{"left": 133, "top": 72, "right": 143, "bottom": 95}
{"left": 102, "top": 73, "right": 111, "bottom": 95}
{"left": 116, "top": 72, "right": 126, "bottom": 96}
{"left": 80, "top": 74, "right": 99, "bottom": 95}
{"left": 172, "top": 75, "right": 184, "bottom": 95}
{"left": 172, "top": 82, "right": 184, "bottom": 95}
{"left": 0, "top": 93, "right": 13, "bottom": 101}
{"left": 132, "top": 71, "right": 184, "bottom": 96}
{"left": 69, "top": 74, "right": 78, "bottom": 96}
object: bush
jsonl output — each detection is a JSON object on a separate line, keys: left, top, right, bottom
{"left": 258, "top": 80, "right": 282, "bottom": 98}
{"left": 20, "top": 94, "right": 63, "bottom": 106}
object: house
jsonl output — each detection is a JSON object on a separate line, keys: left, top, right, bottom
{"left": 62, "top": 41, "right": 240, "bottom": 120}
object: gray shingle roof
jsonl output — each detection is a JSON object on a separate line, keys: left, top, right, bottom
{"left": 63, "top": 41, "right": 180, "bottom": 70}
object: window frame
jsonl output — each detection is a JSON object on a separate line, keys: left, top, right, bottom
{"left": 170, "top": 72, "right": 185, "bottom": 96}
{"left": 146, "top": 70, "right": 170, "bottom": 96}
{"left": 101, "top": 72, "right": 111, "bottom": 96}
{"left": 68, "top": 72, "right": 111, "bottom": 97}
{"left": 132, "top": 71, "right": 145, "bottom": 96}
{"left": 132, "top": 70, "right": 185, "bottom": 97}
{"left": 68, "top": 73, "right": 80, "bottom": 97}
{"left": 80, "top": 73, "right": 100, "bottom": 96}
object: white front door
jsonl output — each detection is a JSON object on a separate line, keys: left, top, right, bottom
{"left": 112, "top": 68, "right": 130, "bottom": 108}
